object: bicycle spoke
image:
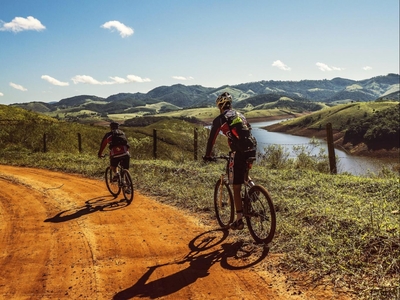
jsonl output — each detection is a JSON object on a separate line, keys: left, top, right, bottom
{"left": 105, "top": 167, "right": 121, "bottom": 197}
{"left": 121, "top": 170, "right": 134, "bottom": 203}
{"left": 246, "top": 185, "right": 276, "bottom": 244}
{"left": 214, "top": 179, "right": 234, "bottom": 228}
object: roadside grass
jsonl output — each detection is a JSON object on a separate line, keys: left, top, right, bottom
{"left": 0, "top": 150, "right": 398, "bottom": 300}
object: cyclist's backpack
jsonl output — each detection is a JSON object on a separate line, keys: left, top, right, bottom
{"left": 110, "top": 129, "right": 128, "bottom": 148}
{"left": 224, "top": 110, "right": 257, "bottom": 153}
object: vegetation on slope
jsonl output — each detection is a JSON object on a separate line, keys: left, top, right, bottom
{"left": 266, "top": 102, "right": 400, "bottom": 158}
{"left": 274, "top": 101, "right": 398, "bottom": 131}
{"left": 343, "top": 103, "right": 399, "bottom": 150}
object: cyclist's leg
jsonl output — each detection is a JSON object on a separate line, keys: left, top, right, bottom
{"left": 120, "top": 154, "right": 130, "bottom": 170}
{"left": 109, "top": 156, "right": 120, "bottom": 181}
{"left": 230, "top": 151, "right": 247, "bottom": 230}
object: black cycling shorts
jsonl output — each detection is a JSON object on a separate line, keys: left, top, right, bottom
{"left": 110, "top": 154, "right": 130, "bottom": 170}
{"left": 232, "top": 150, "right": 256, "bottom": 184}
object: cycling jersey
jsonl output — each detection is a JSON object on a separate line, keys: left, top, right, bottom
{"left": 205, "top": 109, "right": 253, "bottom": 156}
{"left": 98, "top": 131, "right": 130, "bottom": 158}
{"left": 206, "top": 109, "right": 256, "bottom": 184}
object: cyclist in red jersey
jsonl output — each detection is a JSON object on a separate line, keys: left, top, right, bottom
{"left": 204, "top": 92, "right": 257, "bottom": 230}
{"left": 98, "top": 122, "right": 130, "bottom": 182}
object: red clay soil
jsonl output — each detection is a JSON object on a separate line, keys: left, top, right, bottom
{"left": 0, "top": 165, "right": 352, "bottom": 300}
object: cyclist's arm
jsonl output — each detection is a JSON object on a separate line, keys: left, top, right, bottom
{"left": 205, "top": 116, "right": 223, "bottom": 157}
{"left": 98, "top": 133, "right": 112, "bottom": 157}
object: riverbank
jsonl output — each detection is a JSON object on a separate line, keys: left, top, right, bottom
{"left": 265, "top": 121, "right": 400, "bottom": 165}
{"left": 246, "top": 112, "right": 310, "bottom": 123}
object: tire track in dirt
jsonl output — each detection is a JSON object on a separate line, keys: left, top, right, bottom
{"left": 0, "top": 165, "right": 351, "bottom": 299}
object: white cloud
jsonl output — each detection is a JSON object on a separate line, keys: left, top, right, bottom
{"left": 72, "top": 74, "right": 151, "bottom": 85}
{"left": 41, "top": 75, "right": 69, "bottom": 86}
{"left": 272, "top": 60, "right": 291, "bottom": 71}
{"left": 316, "top": 62, "right": 343, "bottom": 72}
{"left": 172, "top": 76, "right": 194, "bottom": 80}
{"left": 10, "top": 82, "right": 27, "bottom": 91}
{"left": 0, "top": 16, "right": 45, "bottom": 33}
{"left": 101, "top": 21, "right": 134, "bottom": 38}
{"left": 71, "top": 75, "right": 112, "bottom": 85}
{"left": 0, "top": 92, "right": 3, "bottom": 96}
{"left": 363, "top": 66, "right": 372, "bottom": 70}
{"left": 109, "top": 76, "right": 128, "bottom": 84}
{"left": 109, "top": 75, "right": 151, "bottom": 83}
{"left": 316, "top": 62, "right": 332, "bottom": 71}
{"left": 126, "top": 75, "right": 151, "bottom": 82}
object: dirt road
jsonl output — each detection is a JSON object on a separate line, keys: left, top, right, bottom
{"left": 0, "top": 165, "right": 349, "bottom": 299}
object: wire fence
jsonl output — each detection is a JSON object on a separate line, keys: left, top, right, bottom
{"left": 1, "top": 119, "right": 392, "bottom": 175}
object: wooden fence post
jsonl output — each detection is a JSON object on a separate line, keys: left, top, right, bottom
{"left": 194, "top": 128, "right": 198, "bottom": 160}
{"left": 326, "top": 123, "right": 337, "bottom": 174}
{"left": 43, "top": 133, "right": 47, "bottom": 153}
{"left": 77, "top": 133, "right": 82, "bottom": 153}
{"left": 153, "top": 129, "right": 157, "bottom": 159}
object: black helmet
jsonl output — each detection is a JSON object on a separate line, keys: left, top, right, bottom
{"left": 216, "top": 92, "right": 232, "bottom": 109}
{"left": 110, "top": 122, "right": 119, "bottom": 130}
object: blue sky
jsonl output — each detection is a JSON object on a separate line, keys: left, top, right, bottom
{"left": 0, "top": 0, "right": 399, "bottom": 105}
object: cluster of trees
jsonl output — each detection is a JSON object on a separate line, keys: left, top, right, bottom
{"left": 343, "top": 104, "right": 400, "bottom": 150}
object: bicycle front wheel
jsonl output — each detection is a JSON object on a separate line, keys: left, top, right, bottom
{"left": 121, "top": 170, "right": 134, "bottom": 203}
{"left": 105, "top": 167, "right": 121, "bottom": 197}
{"left": 246, "top": 185, "right": 276, "bottom": 244}
{"left": 213, "top": 179, "right": 234, "bottom": 228}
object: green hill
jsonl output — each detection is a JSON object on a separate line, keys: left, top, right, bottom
{"left": 9, "top": 74, "right": 400, "bottom": 121}
{"left": 0, "top": 105, "right": 228, "bottom": 160}
{"left": 0, "top": 104, "right": 56, "bottom": 122}
{"left": 279, "top": 101, "right": 397, "bottom": 130}
{"left": 266, "top": 101, "right": 399, "bottom": 154}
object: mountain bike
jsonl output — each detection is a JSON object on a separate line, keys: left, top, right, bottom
{"left": 103, "top": 156, "right": 134, "bottom": 204}
{"left": 212, "top": 154, "right": 276, "bottom": 244}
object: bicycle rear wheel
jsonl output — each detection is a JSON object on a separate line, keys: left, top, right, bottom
{"left": 105, "top": 167, "right": 121, "bottom": 197}
{"left": 246, "top": 185, "right": 276, "bottom": 244}
{"left": 121, "top": 170, "right": 134, "bottom": 203}
{"left": 213, "top": 179, "right": 234, "bottom": 228}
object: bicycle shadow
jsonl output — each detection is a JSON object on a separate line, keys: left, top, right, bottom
{"left": 189, "top": 228, "right": 270, "bottom": 270}
{"left": 44, "top": 195, "right": 129, "bottom": 223}
{"left": 113, "top": 228, "right": 269, "bottom": 300}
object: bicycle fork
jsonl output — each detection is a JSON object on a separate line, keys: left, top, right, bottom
{"left": 241, "top": 181, "right": 256, "bottom": 217}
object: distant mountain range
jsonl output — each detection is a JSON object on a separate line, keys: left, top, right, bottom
{"left": 11, "top": 73, "right": 399, "bottom": 115}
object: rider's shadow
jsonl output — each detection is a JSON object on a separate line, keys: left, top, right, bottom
{"left": 113, "top": 250, "right": 220, "bottom": 300}
{"left": 113, "top": 229, "right": 270, "bottom": 300}
{"left": 44, "top": 196, "right": 128, "bottom": 223}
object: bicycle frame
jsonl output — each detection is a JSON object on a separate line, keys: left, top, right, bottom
{"left": 212, "top": 153, "right": 276, "bottom": 244}
{"left": 103, "top": 155, "right": 134, "bottom": 203}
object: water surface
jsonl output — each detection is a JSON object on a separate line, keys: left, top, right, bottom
{"left": 251, "top": 120, "right": 386, "bottom": 175}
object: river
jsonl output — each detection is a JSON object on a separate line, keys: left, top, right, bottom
{"left": 250, "top": 120, "right": 388, "bottom": 176}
